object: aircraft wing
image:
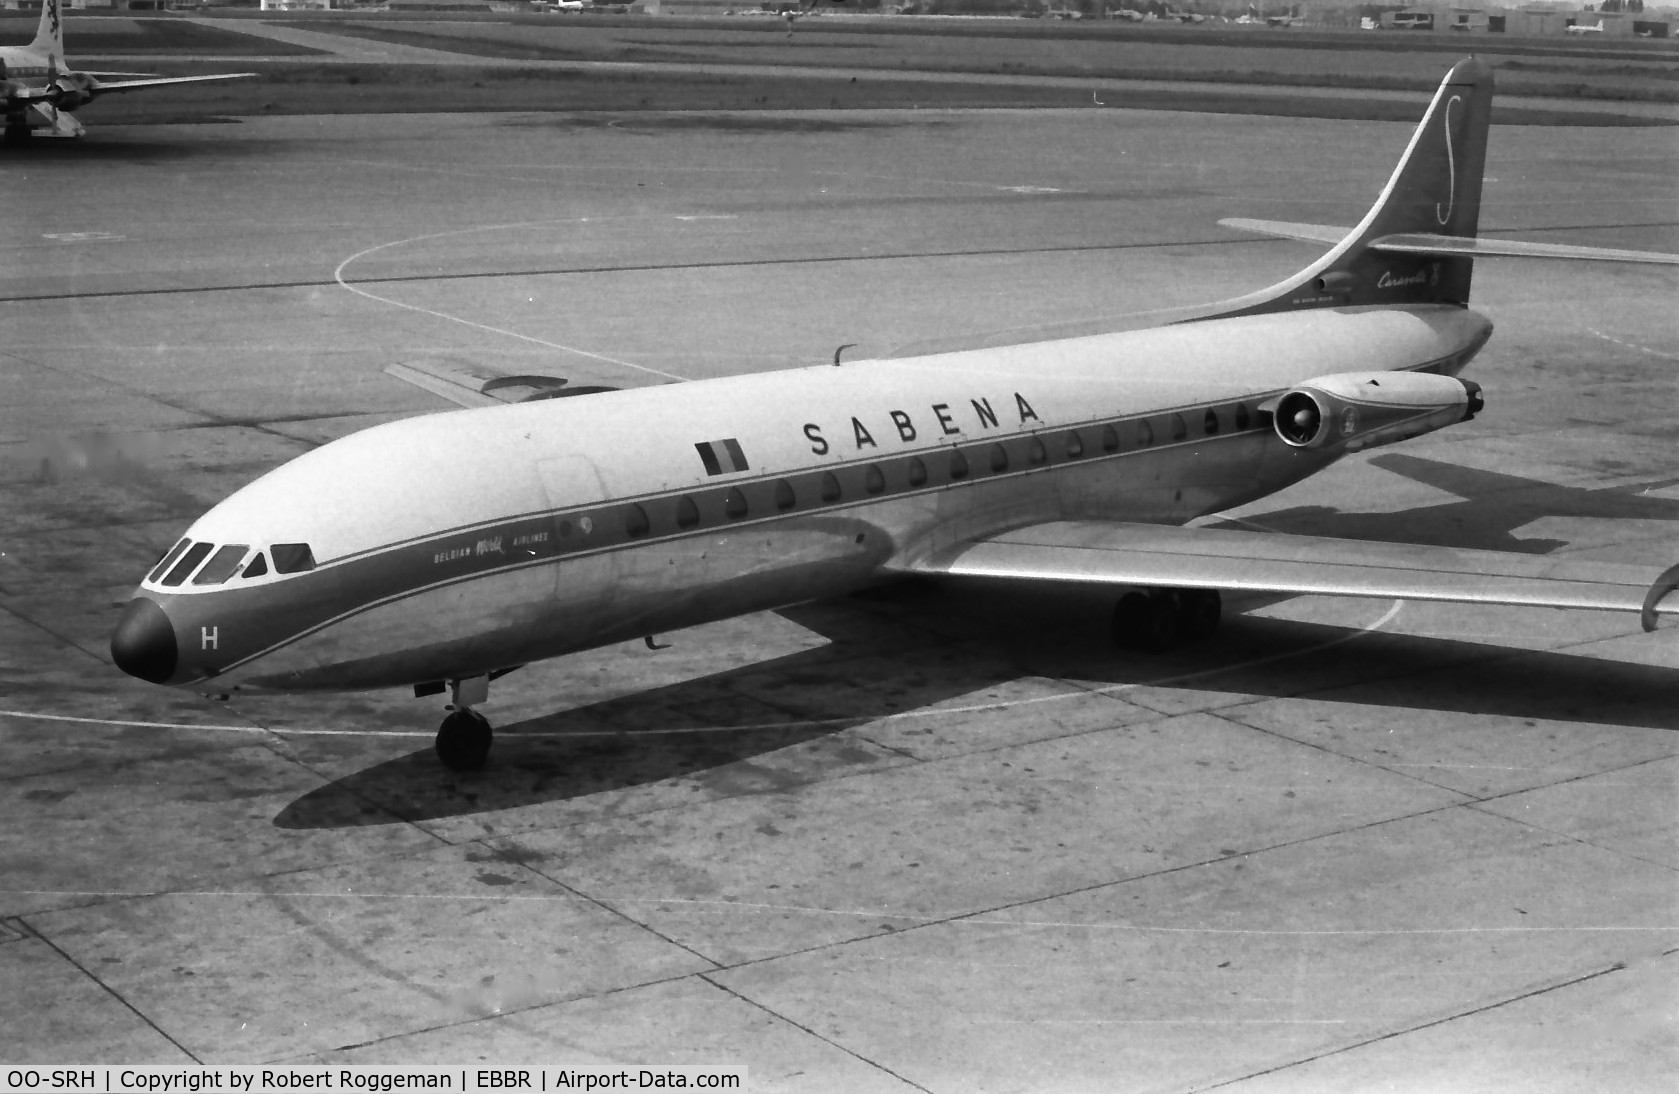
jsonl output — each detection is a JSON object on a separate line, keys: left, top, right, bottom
{"left": 8, "top": 71, "right": 256, "bottom": 106}
{"left": 385, "top": 359, "right": 618, "bottom": 408}
{"left": 1221, "top": 218, "right": 1679, "bottom": 265}
{"left": 890, "top": 520, "right": 1679, "bottom": 632}
{"left": 82, "top": 73, "right": 257, "bottom": 95}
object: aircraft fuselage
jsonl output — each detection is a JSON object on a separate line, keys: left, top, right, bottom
{"left": 116, "top": 304, "right": 1492, "bottom": 694}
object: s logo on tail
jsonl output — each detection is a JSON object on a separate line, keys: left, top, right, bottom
{"left": 1436, "top": 95, "right": 1461, "bottom": 227}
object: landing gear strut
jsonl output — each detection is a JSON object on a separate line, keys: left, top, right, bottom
{"left": 1110, "top": 588, "right": 1222, "bottom": 652}
{"left": 434, "top": 676, "right": 493, "bottom": 771}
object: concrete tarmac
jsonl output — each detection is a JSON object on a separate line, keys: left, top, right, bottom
{"left": 1, "top": 105, "right": 1676, "bottom": 1090}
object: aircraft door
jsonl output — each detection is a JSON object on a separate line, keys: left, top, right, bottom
{"left": 536, "top": 455, "right": 620, "bottom": 640}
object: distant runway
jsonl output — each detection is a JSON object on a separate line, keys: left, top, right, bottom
{"left": 1, "top": 107, "right": 1676, "bottom": 1089}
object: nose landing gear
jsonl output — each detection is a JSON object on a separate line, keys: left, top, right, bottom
{"left": 1110, "top": 588, "right": 1222, "bottom": 652}
{"left": 435, "top": 675, "right": 493, "bottom": 771}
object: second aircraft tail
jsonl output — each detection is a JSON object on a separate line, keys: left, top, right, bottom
{"left": 29, "top": 0, "right": 66, "bottom": 63}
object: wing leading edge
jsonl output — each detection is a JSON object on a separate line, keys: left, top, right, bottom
{"left": 892, "top": 521, "right": 1679, "bottom": 632}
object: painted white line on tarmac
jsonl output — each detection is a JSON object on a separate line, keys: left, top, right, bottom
{"left": 332, "top": 218, "right": 689, "bottom": 381}
{"left": 0, "top": 601, "right": 1402, "bottom": 740}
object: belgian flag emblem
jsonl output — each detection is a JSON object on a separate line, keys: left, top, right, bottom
{"left": 695, "top": 438, "right": 749, "bottom": 476}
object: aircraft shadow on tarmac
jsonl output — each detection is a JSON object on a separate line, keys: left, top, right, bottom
{"left": 275, "top": 457, "right": 1679, "bottom": 829}
{"left": 6, "top": 128, "right": 287, "bottom": 161}
{"left": 1226, "top": 453, "right": 1679, "bottom": 554}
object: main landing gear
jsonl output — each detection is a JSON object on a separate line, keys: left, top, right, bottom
{"left": 1110, "top": 588, "right": 1222, "bottom": 652}
{"left": 433, "top": 675, "right": 493, "bottom": 771}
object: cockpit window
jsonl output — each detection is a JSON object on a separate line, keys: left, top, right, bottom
{"left": 161, "top": 541, "right": 215, "bottom": 587}
{"left": 242, "top": 553, "right": 269, "bottom": 579}
{"left": 192, "top": 544, "right": 249, "bottom": 586}
{"left": 271, "top": 543, "right": 316, "bottom": 574}
{"left": 148, "top": 539, "right": 191, "bottom": 584}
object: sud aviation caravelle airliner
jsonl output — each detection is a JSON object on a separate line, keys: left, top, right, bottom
{"left": 111, "top": 60, "right": 1679, "bottom": 770}
{"left": 1, "top": 0, "right": 253, "bottom": 143}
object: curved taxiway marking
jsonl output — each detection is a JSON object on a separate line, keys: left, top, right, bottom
{"left": 333, "top": 218, "right": 687, "bottom": 382}
{"left": 1, "top": 600, "right": 1405, "bottom": 740}
{"left": 1589, "top": 327, "right": 1679, "bottom": 362}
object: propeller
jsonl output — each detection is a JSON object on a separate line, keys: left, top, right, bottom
{"left": 41, "top": 57, "right": 95, "bottom": 110}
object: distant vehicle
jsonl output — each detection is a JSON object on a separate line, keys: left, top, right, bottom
{"left": 1165, "top": 7, "right": 1207, "bottom": 23}
{"left": 0, "top": 0, "right": 254, "bottom": 142}
{"left": 539, "top": 1, "right": 587, "bottom": 11}
{"left": 1112, "top": 7, "right": 1147, "bottom": 20}
{"left": 1566, "top": 20, "right": 1605, "bottom": 34}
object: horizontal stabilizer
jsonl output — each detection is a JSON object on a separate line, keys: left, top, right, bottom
{"left": 893, "top": 521, "right": 1677, "bottom": 630}
{"left": 1220, "top": 218, "right": 1679, "bottom": 265}
{"left": 1218, "top": 218, "right": 1350, "bottom": 246}
{"left": 1370, "top": 233, "right": 1679, "bottom": 265}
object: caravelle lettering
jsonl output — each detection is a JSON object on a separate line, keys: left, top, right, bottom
{"left": 1377, "top": 269, "right": 1430, "bottom": 290}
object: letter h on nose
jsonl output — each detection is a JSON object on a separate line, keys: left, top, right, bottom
{"left": 201, "top": 626, "right": 219, "bottom": 651}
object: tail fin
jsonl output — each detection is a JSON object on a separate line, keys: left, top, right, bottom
{"left": 1210, "top": 58, "right": 1493, "bottom": 319}
{"left": 29, "top": 0, "right": 66, "bottom": 63}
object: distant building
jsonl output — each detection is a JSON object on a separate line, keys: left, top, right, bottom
{"left": 1379, "top": 2, "right": 1668, "bottom": 34}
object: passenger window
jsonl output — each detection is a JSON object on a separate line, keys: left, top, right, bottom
{"left": 1102, "top": 424, "right": 1120, "bottom": 453}
{"left": 1136, "top": 420, "right": 1154, "bottom": 447}
{"left": 148, "top": 538, "right": 191, "bottom": 583}
{"left": 623, "top": 505, "right": 650, "bottom": 539}
{"left": 820, "top": 472, "right": 842, "bottom": 503}
{"left": 989, "top": 444, "right": 1008, "bottom": 473}
{"left": 242, "top": 553, "right": 269, "bottom": 579}
{"left": 1028, "top": 437, "right": 1047, "bottom": 466}
{"left": 724, "top": 487, "right": 749, "bottom": 519}
{"left": 271, "top": 543, "right": 316, "bottom": 574}
{"left": 558, "top": 519, "right": 574, "bottom": 538}
{"left": 1203, "top": 409, "right": 1220, "bottom": 436}
{"left": 192, "top": 544, "right": 249, "bottom": 586}
{"left": 1235, "top": 402, "right": 1251, "bottom": 430}
{"left": 1066, "top": 432, "right": 1084, "bottom": 459}
{"left": 162, "top": 541, "right": 215, "bottom": 586}
{"left": 1171, "top": 414, "right": 1188, "bottom": 442}
{"left": 676, "top": 496, "right": 701, "bottom": 529}
{"left": 949, "top": 449, "right": 969, "bottom": 480}
{"left": 864, "top": 465, "right": 885, "bottom": 495}
{"left": 907, "top": 457, "right": 928, "bottom": 487}
{"left": 774, "top": 479, "right": 796, "bottom": 512}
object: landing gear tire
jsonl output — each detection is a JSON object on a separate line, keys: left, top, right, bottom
{"left": 1110, "top": 589, "right": 1222, "bottom": 652}
{"left": 435, "top": 708, "right": 492, "bottom": 771}
{"left": 1179, "top": 589, "right": 1222, "bottom": 642}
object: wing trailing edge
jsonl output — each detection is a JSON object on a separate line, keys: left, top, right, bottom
{"left": 892, "top": 521, "right": 1679, "bottom": 631}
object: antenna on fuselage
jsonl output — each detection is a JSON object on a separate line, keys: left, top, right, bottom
{"left": 833, "top": 343, "right": 857, "bottom": 366}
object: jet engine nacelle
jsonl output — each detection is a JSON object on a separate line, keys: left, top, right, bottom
{"left": 1272, "top": 371, "right": 1483, "bottom": 453}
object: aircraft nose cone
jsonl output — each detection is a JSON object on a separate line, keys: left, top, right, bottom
{"left": 111, "top": 597, "right": 177, "bottom": 684}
